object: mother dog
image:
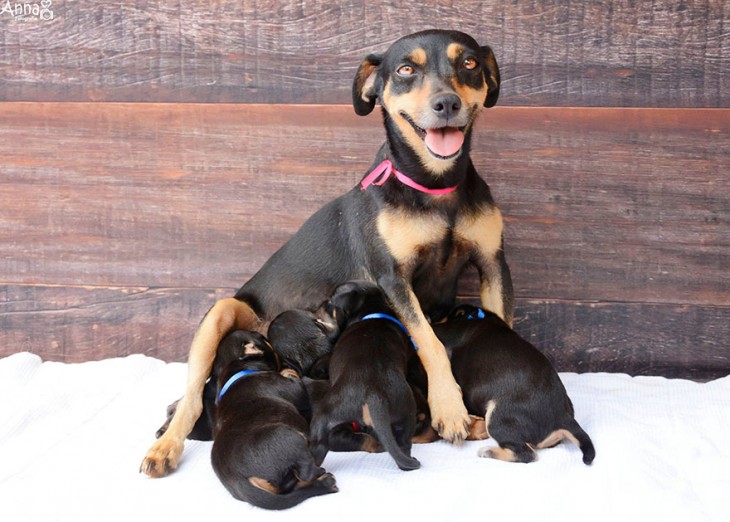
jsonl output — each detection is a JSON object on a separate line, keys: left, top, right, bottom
{"left": 141, "top": 29, "right": 513, "bottom": 477}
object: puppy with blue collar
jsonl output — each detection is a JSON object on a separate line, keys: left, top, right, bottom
{"left": 210, "top": 329, "right": 338, "bottom": 510}
{"left": 434, "top": 305, "right": 596, "bottom": 464}
{"left": 309, "top": 281, "right": 422, "bottom": 471}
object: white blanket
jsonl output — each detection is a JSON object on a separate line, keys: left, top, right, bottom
{"left": 1, "top": 352, "right": 728, "bottom": 522}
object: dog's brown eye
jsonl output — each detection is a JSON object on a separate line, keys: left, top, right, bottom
{"left": 397, "top": 65, "right": 415, "bottom": 77}
{"left": 463, "top": 57, "right": 478, "bottom": 70}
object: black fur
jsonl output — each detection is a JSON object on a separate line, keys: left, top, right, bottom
{"left": 435, "top": 305, "right": 595, "bottom": 464}
{"left": 309, "top": 281, "right": 421, "bottom": 471}
{"left": 210, "top": 330, "right": 338, "bottom": 509}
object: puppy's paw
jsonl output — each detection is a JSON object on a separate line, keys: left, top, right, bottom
{"left": 477, "top": 446, "right": 491, "bottom": 458}
{"left": 467, "top": 415, "right": 488, "bottom": 441}
{"left": 428, "top": 383, "right": 470, "bottom": 444}
{"left": 317, "top": 472, "right": 339, "bottom": 493}
{"left": 139, "top": 437, "right": 183, "bottom": 478}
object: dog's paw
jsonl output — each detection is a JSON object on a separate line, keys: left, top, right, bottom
{"left": 139, "top": 438, "right": 183, "bottom": 478}
{"left": 428, "top": 385, "right": 470, "bottom": 444}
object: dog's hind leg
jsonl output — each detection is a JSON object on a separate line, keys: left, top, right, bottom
{"left": 140, "top": 297, "right": 259, "bottom": 477}
{"left": 478, "top": 442, "right": 537, "bottom": 463}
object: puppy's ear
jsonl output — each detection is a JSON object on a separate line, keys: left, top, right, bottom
{"left": 481, "top": 45, "right": 500, "bottom": 108}
{"left": 352, "top": 53, "right": 383, "bottom": 116}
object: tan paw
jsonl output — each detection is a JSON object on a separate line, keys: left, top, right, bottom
{"left": 139, "top": 437, "right": 183, "bottom": 478}
{"left": 428, "top": 385, "right": 470, "bottom": 443}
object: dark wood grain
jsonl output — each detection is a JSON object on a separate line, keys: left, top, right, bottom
{"left": 1, "top": 1, "right": 727, "bottom": 106}
{"left": 1, "top": 103, "right": 727, "bottom": 307}
{"left": 1, "top": 284, "right": 726, "bottom": 379}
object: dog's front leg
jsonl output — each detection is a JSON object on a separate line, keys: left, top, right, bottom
{"left": 476, "top": 244, "right": 514, "bottom": 326}
{"left": 458, "top": 206, "right": 514, "bottom": 326}
{"left": 379, "top": 276, "right": 470, "bottom": 443}
{"left": 140, "top": 297, "right": 259, "bottom": 477}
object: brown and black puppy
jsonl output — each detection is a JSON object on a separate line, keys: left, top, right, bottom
{"left": 142, "top": 29, "right": 511, "bottom": 476}
{"left": 304, "top": 376, "right": 437, "bottom": 455}
{"left": 434, "top": 305, "right": 595, "bottom": 465}
{"left": 210, "top": 330, "right": 338, "bottom": 510}
{"left": 309, "top": 281, "right": 421, "bottom": 471}
{"left": 267, "top": 301, "right": 342, "bottom": 379}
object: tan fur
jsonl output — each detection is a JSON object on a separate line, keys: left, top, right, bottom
{"left": 279, "top": 368, "right": 300, "bottom": 380}
{"left": 357, "top": 58, "right": 380, "bottom": 103}
{"left": 249, "top": 476, "right": 280, "bottom": 494}
{"left": 447, "top": 42, "right": 463, "bottom": 62}
{"left": 140, "top": 298, "right": 259, "bottom": 477}
{"left": 359, "top": 434, "right": 384, "bottom": 453}
{"left": 453, "top": 80, "right": 488, "bottom": 111}
{"left": 412, "top": 425, "right": 440, "bottom": 444}
{"left": 377, "top": 208, "right": 448, "bottom": 264}
{"left": 244, "top": 341, "right": 263, "bottom": 356}
{"left": 408, "top": 48, "right": 427, "bottom": 66}
{"left": 537, "top": 429, "right": 580, "bottom": 449}
{"left": 406, "top": 306, "right": 469, "bottom": 442}
{"left": 483, "top": 399, "right": 497, "bottom": 439}
{"left": 362, "top": 403, "right": 373, "bottom": 427}
{"left": 479, "top": 446, "right": 520, "bottom": 462}
{"left": 467, "top": 415, "right": 488, "bottom": 441}
{"left": 455, "top": 207, "right": 508, "bottom": 323}
{"left": 486, "top": 52, "right": 500, "bottom": 90}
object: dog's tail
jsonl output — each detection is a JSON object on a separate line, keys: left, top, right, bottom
{"left": 365, "top": 395, "right": 420, "bottom": 471}
{"left": 564, "top": 418, "right": 596, "bottom": 465}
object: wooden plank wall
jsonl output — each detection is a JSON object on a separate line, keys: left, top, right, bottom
{"left": 1, "top": 1, "right": 728, "bottom": 380}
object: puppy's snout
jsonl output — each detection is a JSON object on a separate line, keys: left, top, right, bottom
{"left": 431, "top": 93, "right": 462, "bottom": 120}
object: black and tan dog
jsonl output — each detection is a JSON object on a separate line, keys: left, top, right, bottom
{"left": 309, "top": 281, "right": 421, "bottom": 470}
{"left": 210, "top": 329, "right": 338, "bottom": 509}
{"left": 435, "top": 305, "right": 595, "bottom": 464}
{"left": 142, "top": 29, "right": 512, "bottom": 477}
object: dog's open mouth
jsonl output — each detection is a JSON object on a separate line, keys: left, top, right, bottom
{"left": 401, "top": 112, "right": 465, "bottom": 160}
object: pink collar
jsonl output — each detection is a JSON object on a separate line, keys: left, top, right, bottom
{"left": 360, "top": 160, "right": 459, "bottom": 195}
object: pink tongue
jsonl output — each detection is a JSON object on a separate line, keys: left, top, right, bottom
{"left": 424, "top": 127, "right": 464, "bottom": 157}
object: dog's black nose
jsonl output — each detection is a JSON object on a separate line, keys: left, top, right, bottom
{"left": 431, "top": 94, "right": 462, "bottom": 119}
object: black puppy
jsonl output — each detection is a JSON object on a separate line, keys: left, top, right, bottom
{"left": 267, "top": 301, "right": 342, "bottom": 378}
{"left": 435, "top": 305, "right": 595, "bottom": 464}
{"left": 309, "top": 281, "right": 421, "bottom": 471}
{"left": 210, "top": 330, "right": 337, "bottom": 509}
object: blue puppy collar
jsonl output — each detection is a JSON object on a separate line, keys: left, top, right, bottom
{"left": 467, "top": 307, "right": 486, "bottom": 320}
{"left": 359, "top": 313, "right": 419, "bottom": 351}
{"left": 217, "top": 369, "right": 259, "bottom": 402}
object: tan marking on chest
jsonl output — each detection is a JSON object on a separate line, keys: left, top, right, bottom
{"left": 377, "top": 209, "right": 449, "bottom": 264}
{"left": 454, "top": 206, "right": 503, "bottom": 256}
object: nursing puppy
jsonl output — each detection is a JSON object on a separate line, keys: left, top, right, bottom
{"left": 267, "top": 301, "right": 342, "bottom": 378}
{"left": 309, "top": 281, "right": 421, "bottom": 470}
{"left": 435, "top": 305, "right": 595, "bottom": 464}
{"left": 211, "top": 330, "right": 337, "bottom": 510}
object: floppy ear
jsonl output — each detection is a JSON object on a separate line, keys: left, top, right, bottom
{"left": 352, "top": 53, "right": 383, "bottom": 116}
{"left": 481, "top": 45, "right": 500, "bottom": 108}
